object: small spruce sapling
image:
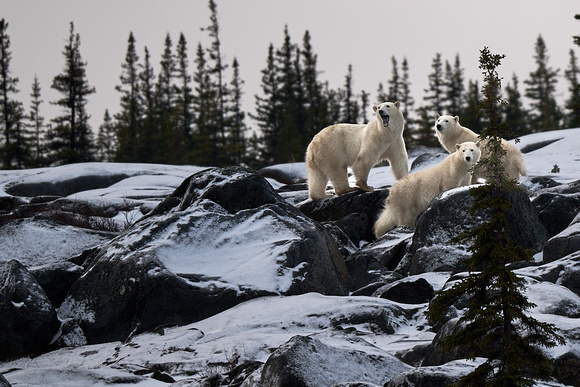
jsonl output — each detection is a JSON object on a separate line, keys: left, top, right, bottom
{"left": 426, "top": 47, "right": 565, "bottom": 387}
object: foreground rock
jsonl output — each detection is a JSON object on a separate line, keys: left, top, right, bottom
{"left": 59, "top": 167, "right": 353, "bottom": 344}
{"left": 0, "top": 260, "right": 60, "bottom": 360}
{"left": 261, "top": 335, "right": 412, "bottom": 387}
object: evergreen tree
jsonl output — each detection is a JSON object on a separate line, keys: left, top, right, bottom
{"left": 564, "top": 49, "right": 580, "bottom": 129}
{"left": 461, "top": 80, "right": 483, "bottom": 134}
{"left": 155, "top": 33, "right": 180, "bottom": 164}
{"left": 96, "top": 109, "right": 117, "bottom": 162}
{"left": 137, "top": 46, "right": 158, "bottom": 163}
{"left": 0, "top": 18, "right": 24, "bottom": 169}
{"left": 387, "top": 56, "right": 400, "bottom": 102}
{"left": 399, "top": 58, "right": 416, "bottom": 147}
{"left": 115, "top": 32, "right": 141, "bottom": 162}
{"left": 170, "top": 32, "right": 193, "bottom": 164}
{"left": 341, "top": 64, "right": 359, "bottom": 123}
{"left": 426, "top": 47, "right": 565, "bottom": 387}
{"left": 503, "top": 74, "right": 530, "bottom": 138}
{"left": 48, "top": 22, "right": 96, "bottom": 165}
{"left": 524, "top": 35, "right": 562, "bottom": 132}
{"left": 360, "top": 90, "right": 370, "bottom": 123}
{"left": 192, "top": 42, "right": 219, "bottom": 166}
{"left": 28, "top": 75, "right": 45, "bottom": 167}
{"left": 225, "top": 57, "right": 247, "bottom": 166}
{"left": 573, "top": 14, "right": 580, "bottom": 47}
{"left": 415, "top": 53, "right": 445, "bottom": 147}
{"left": 445, "top": 54, "right": 465, "bottom": 115}
{"left": 301, "top": 30, "right": 328, "bottom": 144}
{"left": 204, "top": 0, "right": 229, "bottom": 164}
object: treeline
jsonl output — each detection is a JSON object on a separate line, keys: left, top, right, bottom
{"left": 1, "top": 4, "right": 579, "bottom": 170}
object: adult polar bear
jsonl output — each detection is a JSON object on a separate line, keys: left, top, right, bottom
{"left": 306, "top": 101, "right": 408, "bottom": 201}
{"left": 435, "top": 114, "right": 526, "bottom": 183}
{"left": 374, "top": 141, "right": 481, "bottom": 238}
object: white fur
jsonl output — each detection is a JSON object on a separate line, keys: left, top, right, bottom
{"left": 434, "top": 114, "right": 526, "bottom": 183}
{"left": 306, "top": 101, "right": 409, "bottom": 200}
{"left": 374, "top": 141, "right": 481, "bottom": 238}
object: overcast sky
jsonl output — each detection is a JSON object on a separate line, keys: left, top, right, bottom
{"left": 3, "top": 1, "right": 579, "bottom": 131}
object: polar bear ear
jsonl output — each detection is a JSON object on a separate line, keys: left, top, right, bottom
{"left": 394, "top": 101, "right": 400, "bottom": 108}
{"left": 454, "top": 116, "right": 459, "bottom": 123}
{"left": 455, "top": 143, "right": 461, "bottom": 151}
{"left": 372, "top": 105, "right": 378, "bottom": 112}
{"left": 435, "top": 114, "right": 440, "bottom": 120}
{"left": 476, "top": 140, "right": 481, "bottom": 148}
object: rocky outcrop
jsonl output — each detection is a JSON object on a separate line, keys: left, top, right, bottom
{"left": 59, "top": 167, "right": 353, "bottom": 344}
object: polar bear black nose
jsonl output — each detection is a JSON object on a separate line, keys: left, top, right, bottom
{"left": 436, "top": 124, "right": 442, "bottom": 130}
{"left": 466, "top": 156, "right": 471, "bottom": 162}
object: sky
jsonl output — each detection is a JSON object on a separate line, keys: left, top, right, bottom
{"left": 2, "top": 1, "right": 579, "bottom": 132}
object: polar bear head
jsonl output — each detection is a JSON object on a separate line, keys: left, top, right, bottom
{"left": 373, "top": 101, "right": 403, "bottom": 128}
{"left": 434, "top": 114, "right": 460, "bottom": 135}
{"left": 455, "top": 141, "right": 481, "bottom": 166}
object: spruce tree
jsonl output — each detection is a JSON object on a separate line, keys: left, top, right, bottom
{"left": 387, "top": 56, "right": 400, "bottom": 102}
{"left": 175, "top": 33, "right": 194, "bottom": 152}
{"left": 48, "top": 22, "right": 96, "bottom": 165}
{"left": 399, "top": 58, "right": 416, "bottom": 147}
{"left": 301, "top": 30, "right": 328, "bottom": 144}
{"left": 445, "top": 54, "right": 465, "bottom": 115}
{"left": 154, "top": 33, "right": 177, "bottom": 164}
{"left": 137, "top": 47, "right": 158, "bottom": 163}
{"left": 461, "top": 80, "right": 483, "bottom": 134}
{"left": 504, "top": 74, "right": 531, "bottom": 138}
{"left": 28, "top": 75, "right": 45, "bottom": 167}
{"left": 426, "top": 47, "right": 565, "bottom": 387}
{"left": 96, "top": 109, "right": 117, "bottom": 162}
{"left": 340, "top": 64, "right": 359, "bottom": 123}
{"left": 524, "top": 35, "right": 562, "bottom": 132}
{"left": 0, "top": 18, "right": 24, "bottom": 169}
{"left": 415, "top": 53, "right": 445, "bottom": 147}
{"left": 225, "top": 57, "right": 247, "bottom": 166}
{"left": 115, "top": 32, "right": 141, "bottom": 162}
{"left": 563, "top": 49, "right": 580, "bottom": 129}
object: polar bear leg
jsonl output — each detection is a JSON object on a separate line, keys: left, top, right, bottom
{"left": 328, "top": 169, "right": 356, "bottom": 196}
{"left": 387, "top": 149, "right": 409, "bottom": 180}
{"left": 307, "top": 166, "right": 332, "bottom": 200}
{"left": 351, "top": 156, "right": 374, "bottom": 192}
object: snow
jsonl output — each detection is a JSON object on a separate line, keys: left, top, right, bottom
{"left": 1, "top": 128, "right": 580, "bottom": 386}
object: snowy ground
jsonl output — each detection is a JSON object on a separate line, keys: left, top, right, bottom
{"left": 1, "top": 128, "right": 579, "bottom": 386}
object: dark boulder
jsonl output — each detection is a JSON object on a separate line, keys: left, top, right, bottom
{"left": 0, "top": 260, "right": 60, "bottom": 360}
{"left": 531, "top": 179, "right": 580, "bottom": 237}
{"left": 59, "top": 167, "right": 353, "bottom": 344}
{"left": 401, "top": 187, "right": 549, "bottom": 275}
{"left": 258, "top": 163, "right": 307, "bottom": 185}
{"left": 385, "top": 360, "right": 474, "bottom": 387}
{"left": 379, "top": 277, "right": 434, "bottom": 305}
{"left": 543, "top": 212, "right": 580, "bottom": 263}
{"left": 260, "top": 335, "right": 412, "bottom": 387}
{"left": 29, "top": 261, "right": 84, "bottom": 307}
{"left": 300, "top": 189, "right": 389, "bottom": 242}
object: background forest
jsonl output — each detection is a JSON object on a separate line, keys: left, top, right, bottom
{"left": 1, "top": 2, "right": 579, "bottom": 171}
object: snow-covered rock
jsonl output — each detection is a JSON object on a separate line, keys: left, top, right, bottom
{"left": 58, "top": 167, "right": 353, "bottom": 344}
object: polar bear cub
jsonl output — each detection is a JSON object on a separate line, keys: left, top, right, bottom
{"left": 374, "top": 141, "right": 481, "bottom": 238}
{"left": 434, "top": 114, "right": 526, "bottom": 183}
{"left": 306, "top": 101, "right": 409, "bottom": 201}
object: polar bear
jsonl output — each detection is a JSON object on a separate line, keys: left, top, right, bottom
{"left": 373, "top": 141, "right": 481, "bottom": 238}
{"left": 306, "top": 101, "right": 408, "bottom": 200}
{"left": 434, "top": 114, "right": 526, "bottom": 183}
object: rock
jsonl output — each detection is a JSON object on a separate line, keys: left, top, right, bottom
{"left": 401, "top": 186, "right": 549, "bottom": 275}
{"left": 358, "top": 226, "right": 414, "bottom": 270}
{"left": 0, "top": 217, "right": 114, "bottom": 268}
{"left": 378, "top": 278, "right": 434, "bottom": 304}
{"left": 0, "top": 260, "right": 60, "bottom": 360}
{"left": 260, "top": 335, "right": 412, "bottom": 387}
{"left": 259, "top": 163, "right": 307, "bottom": 185}
{"left": 515, "top": 252, "right": 580, "bottom": 297}
{"left": 385, "top": 360, "right": 478, "bottom": 387}
{"left": 59, "top": 167, "right": 353, "bottom": 344}
{"left": 409, "top": 152, "right": 447, "bottom": 173}
{"left": 552, "top": 352, "right": 580, "bottom": 387}
{"left": 345, "top": 254, "right": 400, "bottom": 291}
{"left": 29, "top": 261, "right": 84, "bottom": 307}
{"left": 299, "top": 189, "right": 389, "bottom": 242}
{"left": 531, "top": 179, "right": 580, "bottom": 237}
{"left": 543, "top": 212, "right": 580, "bottom": 263}
{"left": 329, "top": 212, "right": 369, "bottom": 247}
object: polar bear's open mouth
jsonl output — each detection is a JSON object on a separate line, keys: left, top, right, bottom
{"left": 380, "top": 112, "right": 390, "bottom": 127}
